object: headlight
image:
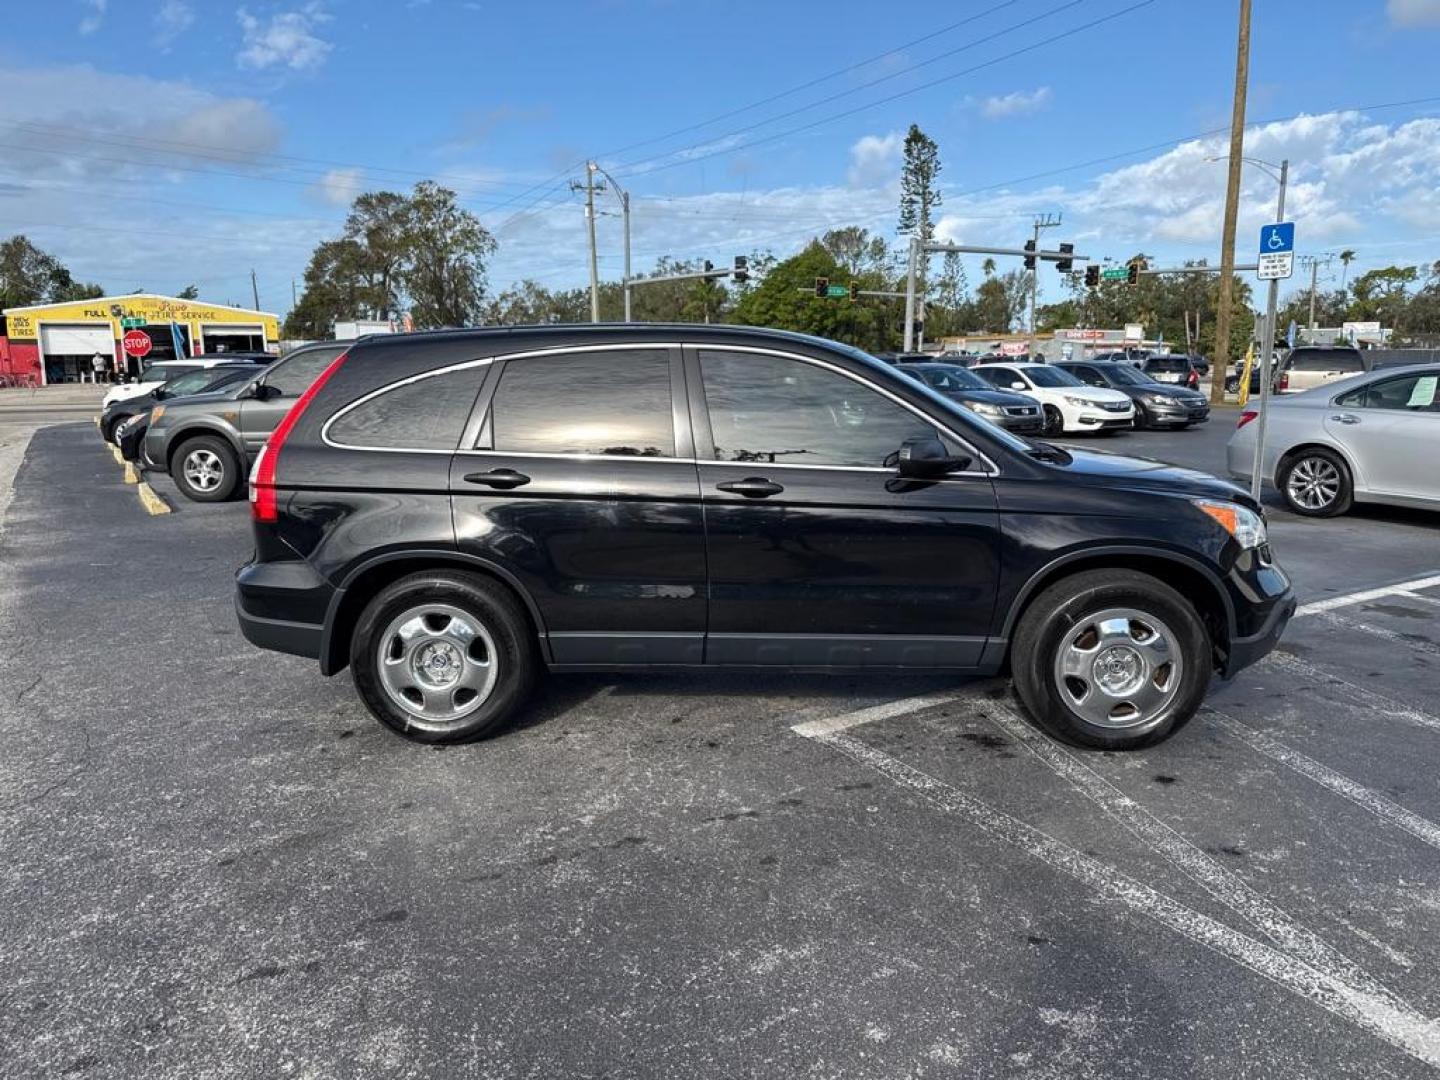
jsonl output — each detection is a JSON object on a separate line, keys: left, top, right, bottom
{"left": 1062, "top": 395, "right": 1092, "bottom": 407}
{"left": 1194, "top": 499, "right": 1267, "bottom": 549}
{"left": 1146, "top": 393, "right": 1176, "bottom": 405}
{"left": 149, "top": 405, "right": 165, "bottom": 424}
{"left": 965, "top": 401, "right": 1004, "bottom": 417}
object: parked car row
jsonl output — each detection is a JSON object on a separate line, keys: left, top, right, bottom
{"left": 896, "top": 358, "right": 1208, "bottom": 435}
{"left": 100, "top": 342, "right": 346, "bottom": 502}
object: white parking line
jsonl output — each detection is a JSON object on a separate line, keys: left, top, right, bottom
{"left": 1267, "top": 651, "right": 1440, "bottom": 735}
{"left": 1295, "top": 573, "right": 1440, "bottom": 617}
{"left": 979, "top": 702, "right": 1404, "bottom": 1007}
{"left": 1318, "top": 612, "right": 1440, "bottom": 659}
{"left": 797, "top": 725, "right": 1440, "bottom": 1068}
{"left": 1206, "top": 708, "right": 1440, "bottom": 851}
{"left": 789, "top": 692, "right": 964, "bottom": 738}
{"left": 1399, "top": 590, "right": 1440, "bottom": 609}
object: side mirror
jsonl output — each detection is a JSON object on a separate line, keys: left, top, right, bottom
{"left": 252, "top": 382, "right": 282, "bottom": 401}
{"left": 896, "top": 435, "right": 971, "bottom": 479}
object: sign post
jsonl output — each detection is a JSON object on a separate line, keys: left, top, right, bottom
{"left": 1250, "top": 174, "right": 1291, "bottom": 503}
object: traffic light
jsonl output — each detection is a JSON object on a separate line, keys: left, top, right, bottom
{"left": 815, "top": 276, "right": 829, "bottom": 298}
{"left": 1023, "top": 239, "right": 1036, "bottom": 270}
{"left": 1126, "top": 261, "right": 1140, "bottom": 285}
{"left": 848, "top": 281, "right": 860, "bottom": 302}
{"left": 1056, "top": 243, "right": 1074, "bottom": 273}
{"left": 732, "top": 255, "right": 749, "bottom": 284}
{"left": 1084, "top": 264, "right": 1100, "bottom": 288}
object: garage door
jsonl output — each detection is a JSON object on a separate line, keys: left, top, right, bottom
{"left": 40, "top": 324, "right": 114, "bottom": 356}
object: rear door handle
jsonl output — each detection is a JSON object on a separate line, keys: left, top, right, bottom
{"left": 463, "top": 468, "right": 531, "bottom": 489}
{"left": 1329, "top": 413, "right": 1360, "bottom": 425}
{"left": 715, "top": 477, "right": 784, "bottom": 498}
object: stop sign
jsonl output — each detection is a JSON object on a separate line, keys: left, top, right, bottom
{"left": 122, "top": 329, "right": 152, "bottom": 358}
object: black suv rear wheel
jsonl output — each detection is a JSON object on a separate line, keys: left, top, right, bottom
{"left": 171, "top": 436, "right": 240, "bottom": 502}
{"left": 1011, "top": 569, "right": 1211, "bottom": 750}
{"left": 350, "top": 571, "right": 539, "bottom": 744}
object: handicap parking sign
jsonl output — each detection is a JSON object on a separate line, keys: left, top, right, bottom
{"left": 1257, "top": 221, "right": 1295, "bottom": 280}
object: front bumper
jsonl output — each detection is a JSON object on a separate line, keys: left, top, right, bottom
{"left": 1077, "top": 413, "right": 1134, "bottom": 429}
{"left": 1146, "top": 402, "right": 1210, "bottom": 425}
{"left": 997, "top": 413, "right": 1044, "bottom": 434}
{"left": 1223, "top": 587, "right": 1296, "bottom": 677}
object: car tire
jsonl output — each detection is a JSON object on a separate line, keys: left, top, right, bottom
{"left": 1277, "top": 448, "right": 1352, "bottom": 518}
{"left": 350, "top": 571, "right": 539, "bottom": 745}
{"left": 1011, "top": 569, "right": 1211, "bottom": 750}
{"left": 170, "top": 436, "right": 240, "bottom": 502}
{"left": 1042, "top": 405, "right": 1065, "bottom": 436}
{"left": 100, "top": 416, "right": 121, "bottom": 443}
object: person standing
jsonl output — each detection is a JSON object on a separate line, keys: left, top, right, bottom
{"left": 91, "top": 352, "right": 107, "bottom": 384}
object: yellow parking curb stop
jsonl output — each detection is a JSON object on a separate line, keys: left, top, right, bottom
{"left": 122, "top": 461, "right": 140, "bottom": 485}
{"left": 109, "top": 443, "right": 123, "bottom": 466}
{"left": 137, "top": 482, "right": 171, "bottom": 516}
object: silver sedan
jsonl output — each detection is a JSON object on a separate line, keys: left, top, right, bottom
{"left": 1227, "top": 363, "right": 1440, "bottom": 517}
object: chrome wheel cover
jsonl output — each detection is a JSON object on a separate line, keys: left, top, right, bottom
{"left": 183, "top": 448, "right": 225, "bottom": 492}
{"left": 1286, "top": 456, "right": 1341, "bottom": 511}
{"left": 376, "top": 603, "right": 498, "bottom": 731}
{"left": 1053, "top": 607, "right": 1183, "bottom": 732}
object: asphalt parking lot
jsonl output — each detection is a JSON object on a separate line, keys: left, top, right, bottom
{"left": 4, "top": 417, "right": 1440, "bottom": 1078}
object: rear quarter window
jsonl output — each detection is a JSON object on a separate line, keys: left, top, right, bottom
{"left": 326, "top": 365, "right": 487, "bottom": 450}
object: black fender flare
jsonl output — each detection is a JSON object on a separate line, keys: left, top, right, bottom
{"left": 995, "top": 544, "right": 1237, "bottom": 642}
{"left": 319, "top": 549, "right": 550, "bottom": 675}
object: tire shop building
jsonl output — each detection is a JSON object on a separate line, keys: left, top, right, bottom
{"left": 0, "top": 294, "right": 279, "bottom": 385}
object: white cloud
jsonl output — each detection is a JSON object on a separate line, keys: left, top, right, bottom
{"left": 971, "top": 87, "right": 1052, "bottom": 120}
{"left": 1388, "top": 0, "right": 1440, "bottom": 25}
{"left": 846, "top": 131, "right": 902, "bottom": 189}
{"left": 78, "top": 0, "right": 107, "bottom": 34}
{"left": 237, "top": 4, "right": 332, "bottom": 71}
{"left": 313, "top": 167, "right": 364, "bottom": 207}
{"left": 154, "top": 0, "right": 195, "bottom": 48}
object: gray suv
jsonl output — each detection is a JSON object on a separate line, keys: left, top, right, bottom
{"left": 142, "top": 342, "right": 347, "bottom": 501}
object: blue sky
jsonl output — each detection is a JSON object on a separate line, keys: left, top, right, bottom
{"left": 3, "top": 0, "right": 1440, "bottom": 316}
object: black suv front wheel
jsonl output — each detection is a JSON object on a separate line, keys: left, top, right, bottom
{"left": 350, "top": 571, "right": 539, "bottom": 744}
{"left": 1011, "top": 569, "right": 1211, "bottom": 749}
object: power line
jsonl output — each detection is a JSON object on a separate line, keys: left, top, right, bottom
{"left": 610, "top": 0, "right": 1157, "bottom": 180}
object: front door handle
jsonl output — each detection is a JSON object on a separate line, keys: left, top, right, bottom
{"left": 715, "top": 477, "right": 784, "bottom": 498}
{"left": 463, "top": 468, "right": 531, "bottom": 489}
{"left": 1329, "top": 413, "right": 1361, "bottom": 425}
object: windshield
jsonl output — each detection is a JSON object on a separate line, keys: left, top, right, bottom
{"left": 1103, "top": 365, "right": 1156, "bottom": 387}
{"left": 914, "top": 365, "right": 988, "bottom": 392}
{"left": 1025, "top": 366, "right": 1084, "bottom": 388}
{"left": 160, "top": 370, "right": 225, "bottom": 396}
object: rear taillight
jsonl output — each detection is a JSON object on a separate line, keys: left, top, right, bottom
{"left": 1237, "top": 409, "right": 1258, "bottom": 430}
{"left": 250, "top": 351, "right": 349, "bottom": 523}
{"left": 1277, "top": 371, "right": 1289, "bottom": 391}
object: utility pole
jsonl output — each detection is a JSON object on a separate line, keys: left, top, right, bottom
{"left": 1250, "top": 158, "right": 1288, "bottom": 504}
{"left": 903, "top": 236, "right": 921, "bottom": 352}
{"left": 589, "top": 163, "right": 632, "bottom": 322}
{"left": 1027, "top": 213, "right": 1062, "bottom": 349}
{"left": 291, "top": 279, "right": 298, "bottom": 307}
{"left": 250, "top": 269, "right": 260, "bottom": 310}
{"left": 1212, "top": 0, "right": 1252, "bottom": 404}
{"left": 1299, "top": 253, "right": 1333, "bottom": 331}
{"left": 571, "top": 163, "right": 605, "bottom": 323}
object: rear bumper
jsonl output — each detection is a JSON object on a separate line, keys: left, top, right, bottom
{"left": 235, "top": 558, "right": 333, "bottom": 661}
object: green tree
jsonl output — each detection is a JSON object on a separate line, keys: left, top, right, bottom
{"left": 403, "top": 181, "right": 498, "bottom": 328}
{"left": 1338, "top": 249, "right": 1356, "bottom": 295}
{"left": 897, "top": 124, "right": 942, "bottom": 293}
{"left": 1347, "top": 265, "right": 1419, "bottom": 331}
{"left": 0, "top": 235, "right": 103, "bottom": 308}
{"left": 284, "top": 238, "right": 378, "bottom": 339}
{"left": 731, "top": 241, "right": 897, "bottom": 352}
{"left": 176, "top": 284, "right": 200, "bottom": 300}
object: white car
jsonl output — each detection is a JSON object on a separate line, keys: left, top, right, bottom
{"left": 100, "top": 358, "right": 249, "bottom": 409}
{"left": 973, "top": 362, "right": 1135, "bottom": 435}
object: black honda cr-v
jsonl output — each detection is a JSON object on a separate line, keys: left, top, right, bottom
{"left": 236, "top": 325, "right": 1294, "bottom": 750}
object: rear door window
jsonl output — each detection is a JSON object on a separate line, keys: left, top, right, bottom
{"left": 490, "top": 349, "right": 675, "bottom": 457}
{"left": 1337, "top": 373, "right": 1440, "bottom": 411}
{"left": 327, "top": 365, "right": 488, "bottom": 450}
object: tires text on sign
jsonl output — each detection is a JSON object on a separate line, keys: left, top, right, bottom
{"left": 122, "top": 329, "right": 153, "bottom": 358}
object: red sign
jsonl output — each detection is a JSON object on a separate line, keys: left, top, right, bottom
{"left": 122, "top": 330, "right": 152, "bottom": 358}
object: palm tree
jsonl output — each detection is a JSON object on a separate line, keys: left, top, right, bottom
{"left": 981, "top": 257, "right": 997, "bottom": 278}
{"left": 1339, "top": 249, "right": 1356, "bottom": 295}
